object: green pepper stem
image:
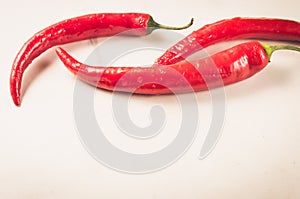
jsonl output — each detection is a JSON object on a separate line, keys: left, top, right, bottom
{"left": 262, "top": 43, "right": 300, "bottom": 60}
{"left": 147, "top": 16, "right": 194, "bottom": 34}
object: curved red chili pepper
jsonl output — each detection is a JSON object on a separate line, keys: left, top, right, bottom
{"left": 10, "top": 13, "right": 193, "bottom": 106}
{"left": 155, "top": 17, "right": 300, "bottom": 65}
{"left": 55, "top": 41, "right": 300, "bottom": 94}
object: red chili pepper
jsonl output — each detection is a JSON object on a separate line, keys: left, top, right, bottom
{"left": 10, "top": 13, "right": 193, "bottom": 106}
{"left": 55, "top": 41, "right": 300, "bottom": 94}
{"left": 155, "top": 17, "right": 300, "bottom": 65}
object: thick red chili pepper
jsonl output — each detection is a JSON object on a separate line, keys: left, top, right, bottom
{"left": 55, "top": 41, "right": 300, "bottom": 94}
{"left": 10, "top": 13, "right": 193, "bottom": 106}
{"left": 155, "top": 17, "right": 300, "bottom": 65}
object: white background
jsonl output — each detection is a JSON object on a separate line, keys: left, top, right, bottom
{"left": 1, "top": 0, "right": 300, "bottom": 198}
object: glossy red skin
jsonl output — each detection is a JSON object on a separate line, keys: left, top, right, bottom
{"left": 56, "top": 41, "right": 269, "bottom": 94}
{"left": 10, "top": 13, "right": 152, "bottom": 106}
{"left": 155, "top": 17, "right": 300, "bottom": 65}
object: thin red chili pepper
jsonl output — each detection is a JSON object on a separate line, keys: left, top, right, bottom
{"left": 55, "top": 41, "right": 300, "bottom": 94}
{"left": 155, "top": 17, "right": 300, "bottom": 65}
{"left": 10, "top": 13, "right": 193, "bottom": 106}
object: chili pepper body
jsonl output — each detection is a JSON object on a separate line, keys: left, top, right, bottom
{"left": 155, "top": 17, "right": 300, "bottom": 65}
{"left": 55, "top": 41, "right": 274, "bottom": 94}
{"left": 10, "top": 13, "right": 193, "bottom": 106}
